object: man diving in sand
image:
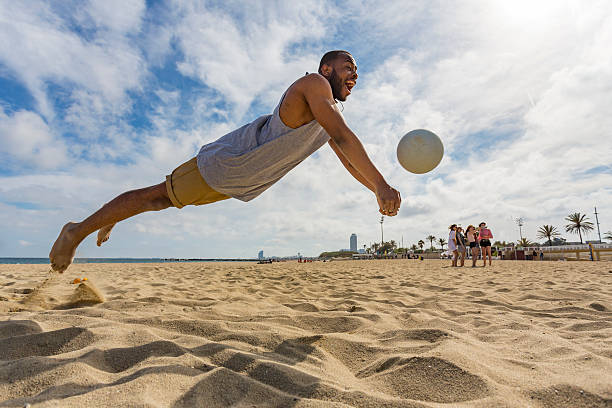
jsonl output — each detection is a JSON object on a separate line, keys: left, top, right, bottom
{"left": 50, "top": 50, "right": 402, "bottom": 272}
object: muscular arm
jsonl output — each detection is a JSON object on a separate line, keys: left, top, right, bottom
{"left": 328, "top": 138, "right": 375, "bottom": 193}
{"left": 304, "top": 77, "right": 384, "bottom": 187}
{"left": 301, "top": 75, "right": 400, "bottom": 215}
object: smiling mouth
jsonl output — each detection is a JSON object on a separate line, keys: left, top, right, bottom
{"left": 345, "top": 80, "right": 355, "bottom": 94}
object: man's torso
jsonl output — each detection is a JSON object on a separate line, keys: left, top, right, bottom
{"left": 195, "top": 75, "right": 332, "bottom": 202}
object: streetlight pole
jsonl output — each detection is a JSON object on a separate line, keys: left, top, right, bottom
{"left": 594, "top": 206, "right": 602, "bottom": 243}
{"left": 515, "top": 217, "right": 524, "bottom": 241}
{"left": 380, "top": 216, "right": 384, "bottom": 246}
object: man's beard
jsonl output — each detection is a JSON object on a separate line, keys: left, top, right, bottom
{"left": 328, "top": 68, "right": 346, "bottom": 102}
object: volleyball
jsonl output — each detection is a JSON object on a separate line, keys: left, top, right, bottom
{"left": 396, "top": 129, "right": 444, "bottom": 174}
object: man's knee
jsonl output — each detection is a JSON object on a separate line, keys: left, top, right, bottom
{"left": 151, "top": 197, "right": 173, "bottom": 211}
{"left": 148, "top": 182, "right": 174, "bottom": 210}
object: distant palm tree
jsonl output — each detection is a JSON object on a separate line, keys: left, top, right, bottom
{"left": 537, "top": 225, "right": 561, "bottom": 246}
{"left": 426, "top": 235, "right": 436, "bottom": 251}
{"left": 517, "top": 237, "right": 535, "bottom": 247}
{"left": 565, "top": 212, "right": 594, "bottom": 244}
{"left": 604, "top": 231, "right": 612, "bottom": 241}
{"left": 418, "top": 240, "right": 425, "bottom": 250}
{"left": 438, "top": 238, "right": 447, "bottom": 251}
{"left": 389, "top": 240, "right": 397, "bottom": 249}
{"left": 380, "top": 241, "right": 394, "bottom": 254}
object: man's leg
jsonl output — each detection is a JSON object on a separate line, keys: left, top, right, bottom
{"left": 49, "top": 182, "right": 173, "bottom": 272}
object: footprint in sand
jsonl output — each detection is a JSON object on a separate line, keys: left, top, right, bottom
{"left": 530, "top": 385, "right": 611, "bottom": 408}
{"left": 0, "top": 325, "right": 95, "bottom": 360}
{"left": 0, "top": 320, "right": 43, "bottom": 339}
{"left": 589, "top": 303, "right": 606, "bottom": 311}
{"left": 360, "top": 356, "right": 489, "bottom": 403}
{"left": 283, "top": 302, "right": 319, "bottom": 312}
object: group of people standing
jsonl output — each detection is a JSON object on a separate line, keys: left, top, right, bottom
{"left": 447, "top": 222, "right": 494, "bottom": 267}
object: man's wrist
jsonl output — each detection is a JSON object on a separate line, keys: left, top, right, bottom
{"left": 373, "top": 178, "right": 389, "bottom": 193}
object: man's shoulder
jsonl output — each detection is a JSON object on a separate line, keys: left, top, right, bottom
{"left": 279, "top": 74, "right": 331, "bottom": 127}
{"left": 291, "top": 73, "right": 331, "bottom": 94}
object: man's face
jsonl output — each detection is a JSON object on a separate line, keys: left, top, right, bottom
{"left": 324, "top": 54, "right": 358, "bottom": 102}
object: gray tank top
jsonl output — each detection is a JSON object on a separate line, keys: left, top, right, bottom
{"left": 196, "top": 93, "right": 330, "bottom": 201}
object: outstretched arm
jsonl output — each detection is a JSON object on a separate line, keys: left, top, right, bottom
{"left": 302, "top": 75, "right": 401, "bottom": 216}
{"left": 328, "top": 138, "right": 375, "bottom": 193}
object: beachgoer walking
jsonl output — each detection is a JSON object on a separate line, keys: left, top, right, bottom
{"left": 448, "top": 224, "right": 458, "bottom": 267}
{"left": 466, "top": 225, "right": 479, "bottom": 267}
{"left": 456, "top": 226, "right": 467, "bottom": 267}
{"left": 478, "top": 222, "right": 493, "bottom": 266}
{"left": 49, "top": 50, "right": 402, "bottom": 273}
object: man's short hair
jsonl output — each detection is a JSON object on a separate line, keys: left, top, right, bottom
{"left": 318, "top": 50, "right": 352, "bottom": 74}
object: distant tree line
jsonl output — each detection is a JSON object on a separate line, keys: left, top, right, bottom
{"left": 318, "top": 250, "right": 356, "bottom": 258}
{"left": 320, "top": 211, "right": 610, "bottom": 258}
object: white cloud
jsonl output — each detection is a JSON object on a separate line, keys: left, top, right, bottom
{"left": 171, "top": 0, "right": 333, "bottom": 117}
{"left": 75, "top": 0, "right": 145, "bottom": 34}
{"left": 0, "top": 108, "right": 68, "bottom": 169}
{"left": 0, "top": 1, "right": 145, "bottom": 128}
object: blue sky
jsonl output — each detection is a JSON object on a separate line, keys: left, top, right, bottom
{"left": 1, "top": 0, "right": 611, "bottom": 258}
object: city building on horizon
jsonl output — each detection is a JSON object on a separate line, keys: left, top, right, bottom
{"left": 258, "top": 250, "right": 264, "bottom": 260}
{"left": 350, "top": 233, "right": 357, "bottom": 252}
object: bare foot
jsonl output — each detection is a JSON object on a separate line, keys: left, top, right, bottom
{"left": 97, "top": 224, "right": 115, "bottom": 246}
{"left": 49, "top": 222, "right": 81, "bottom": 273}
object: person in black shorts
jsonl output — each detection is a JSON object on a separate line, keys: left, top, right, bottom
{"left": 478, "top": 222, "right": 493, "bottom": 266}
{"left": 466, "top": 225, "right": 479, "bottom": 267}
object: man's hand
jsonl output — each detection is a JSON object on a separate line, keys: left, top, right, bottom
{"left": 376, "top": 184, "right": 401, "bottom": 216}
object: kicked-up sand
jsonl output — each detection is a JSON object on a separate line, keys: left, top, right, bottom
{"left": 0, "top": 260, "right": 611, "bottom": 407}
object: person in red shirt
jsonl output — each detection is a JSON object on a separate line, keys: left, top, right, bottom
{"left": 478, "top": 222, "right": 493, "bottom": 266}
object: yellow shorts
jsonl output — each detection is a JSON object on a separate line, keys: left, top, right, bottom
{"left": 165, "top": 157, "right": 230, "bottom": 209}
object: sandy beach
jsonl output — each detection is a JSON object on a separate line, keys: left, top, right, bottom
{"left": 0, "top": 260, "right": 610, "bottom": 407}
